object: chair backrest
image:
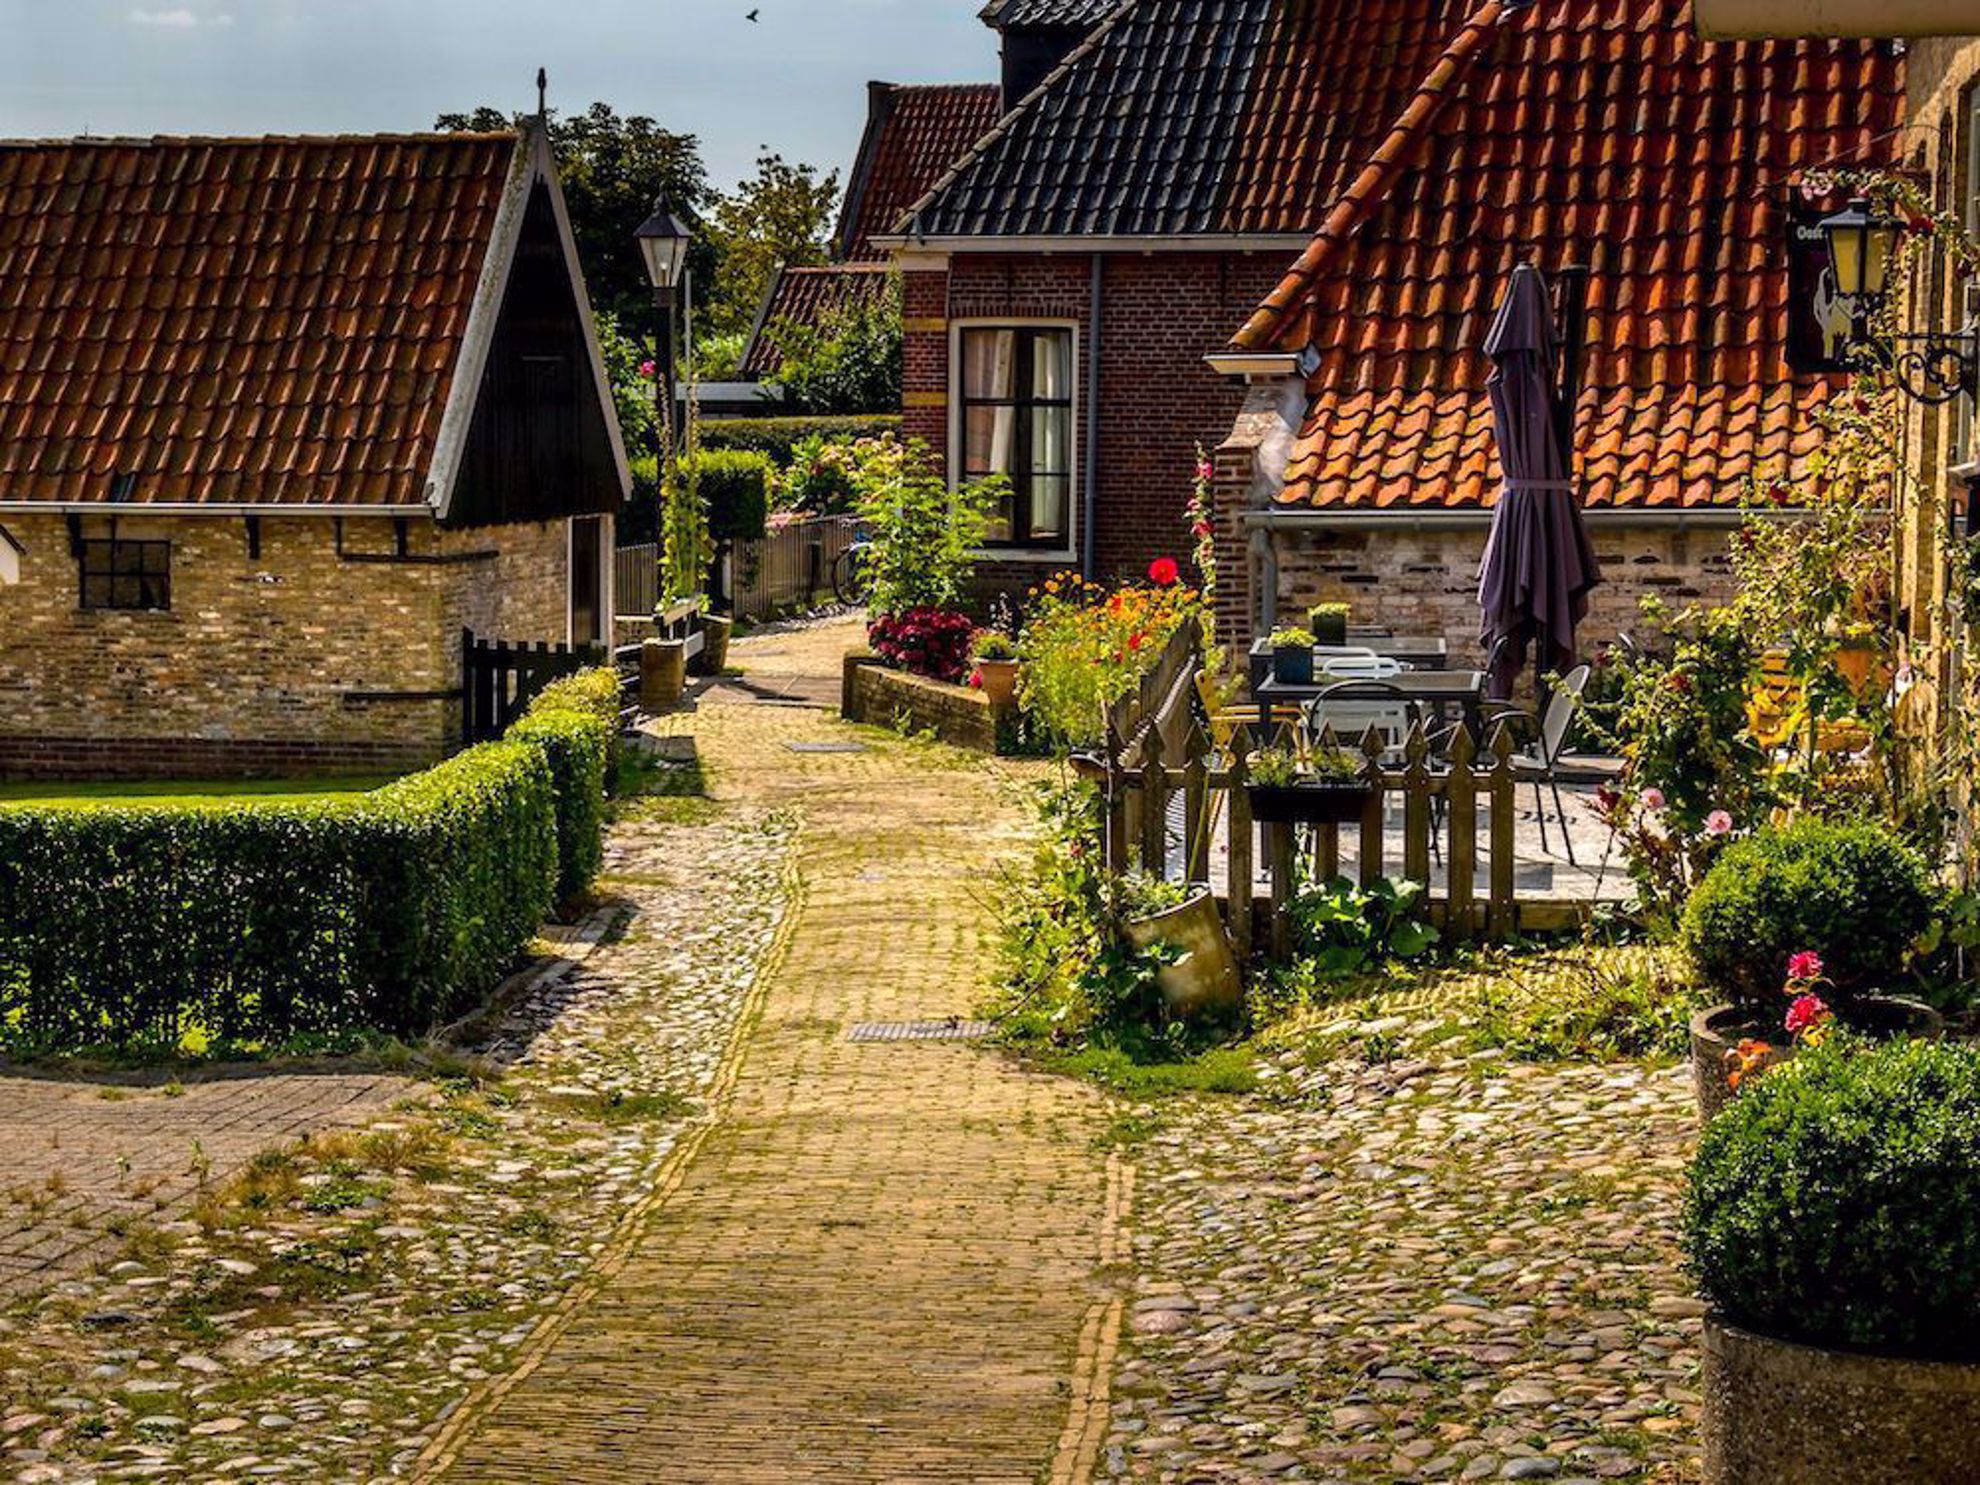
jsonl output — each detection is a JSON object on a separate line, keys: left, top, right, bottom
{"left": 1306, "top": 680, "right": 1418, "bottom": 752}
{"left": 1537, "top": 664, "right": 1592, "bottom": 761}
{"left": 1316, "top": 648, "right": 1403, "bottom": 680}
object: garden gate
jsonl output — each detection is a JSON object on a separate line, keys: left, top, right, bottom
{"left": 461, "top": 628, "right": 608, "bottom": 743}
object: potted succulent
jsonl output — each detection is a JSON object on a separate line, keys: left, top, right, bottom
{"left": 1678, "top": 819, "right": 1943, "bottom": 1120}
{"left": 1244, "top": 744, "right": 1372, "bottom": 824}
{"left": 970, "top": 629, "right": 1020, "bottom": 706}
{"left": 1115, "top": 872, "right": 1242, "bottom": 1018}
{"left": 1688, "top": 1038, "right": 1980, "bottom": 1483}
{"left": 1268, "top": 625, "right": 1316, "bottom": 685}
{"left": 1307, "top": 601, "right": 1350, "bottom": 647}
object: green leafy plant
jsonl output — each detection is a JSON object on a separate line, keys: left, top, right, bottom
{"left": 767, "top": 279, "right": 902, "bottom": 415}
{"left": 1282, "top": 876, "right": 1438, "bottom": 978}
{"left": 1248, "top": 746, "right": 1299, "bottom": 788}
{"left": 776, "top": 433, "right": 862, "bottom": 514}
{"left": 684, "top": 449, "right": 772, "bottom": 544}
{"left": 1307, "top": 602, "right": 1349, "bottom": 643}
{"left": 1015, "top": 573, "right": 1201, "bottom": 749}
{"left": 1308, "top": 746, "right": 1360, "bottom": 782}
{"left": 851, "top": 437, "right": 998, "bottom": 618}
{"left": 700, "top": 413, "right": 899, "bottom": 466}
{"left": 659, "top": 388, "right": 711, "bottom": 607}
{"left": 1678, "top": 817, "right": 1936, "bottom": 1017}
{"left": 1268, "top": 626, "right": 1315, "bottom": 649}
{"left": 971, "top": 629, "right": 1019, "bottom": 663}
{"left": 1685, "top": 1036, "right": 1980, "bottom": 1358}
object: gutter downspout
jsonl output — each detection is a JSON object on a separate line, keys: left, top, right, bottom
{"left": 1084, "top": 253, "right": 1102, "bottom": 580}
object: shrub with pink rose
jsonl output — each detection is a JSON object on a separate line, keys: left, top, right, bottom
{"left": 1677, "top": 818, "right": 1936, "bottom": 1019}
{"left": 867, "top": 607, "right": 978, "bottom": 684}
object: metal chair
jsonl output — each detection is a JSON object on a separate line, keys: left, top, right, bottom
{"left": 1482, "top": 662, "right": 1594, "bottom": 865}
{"left": 1315, "top": 647, "right": 1405, "bottom": 681}
{"left": 1305, "top": 679, "right": 1421, "bottom": 757}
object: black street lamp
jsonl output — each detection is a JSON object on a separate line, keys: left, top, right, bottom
{"left": 1818, "top": 196, "right": 1977, "bottom": 406}
{"left": 633, "top": 197, "right": 693, "bottom": 458}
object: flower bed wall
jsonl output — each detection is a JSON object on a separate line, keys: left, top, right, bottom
{"left": 841, "top": 652, "right": 1015, "bottom": 754}
{"left": 0, "top": 671, "right": 620, "bottom": 1052}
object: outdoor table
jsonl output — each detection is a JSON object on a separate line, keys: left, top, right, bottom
{"left": 1252, "top": 669, "right": 1489, "bottom": 747}
{"left": 1246, "top": 635, "right": 1450, "bottom": 691}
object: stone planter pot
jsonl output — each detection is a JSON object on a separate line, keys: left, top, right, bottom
{"left": 1121, "top": 887, "right": 1242, "bottom": 1018}
{"left": 1272, "top": 645, "right": 1313, "bottom": 685}
{"left": 698, "top": 614, "right": 733, "bottom": 676}
{"left": 1689, "top": 996, "right": 1944, "bottom": 1121}
{"left": 1307, "top": 607, "right": 1349, "bottom": 646}
{"left": 1703, "top": 1315, "right": 1980, "bottom": 1484}
{"left": 974, "top": 657, "right": 1019, "bottom": 707}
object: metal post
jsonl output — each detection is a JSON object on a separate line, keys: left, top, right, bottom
{"left": 653, "top": 289, "right": 677, "bottom": 616}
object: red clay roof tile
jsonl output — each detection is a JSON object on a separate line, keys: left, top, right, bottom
{"left": 0, "top": 132, "right": 518, "bottom": 507}
{"left": 738, "top": 264, "right": 896, "bottom": 377}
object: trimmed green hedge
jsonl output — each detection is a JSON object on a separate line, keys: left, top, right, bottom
{"left": 699, "top": 413, "right": 898, "bottom": 466}
{"left": 0, "top": 741, "right": 557, "bottom": 1051}
{"left": 510, "top": 708, "right": 610, "bottom": 904}
{"left": 687, "top": 450, "right": 772, "bottom": 544}
{"left": 1686, "top": 1037, "right": 1980, "bottom": 1358}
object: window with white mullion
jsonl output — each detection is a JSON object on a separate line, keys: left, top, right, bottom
{"left": 959, "top": 326, "right": 1073, "bottom": 549}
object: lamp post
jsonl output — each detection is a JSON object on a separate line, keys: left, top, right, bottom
{"left": 633, "top": 198, "right": 693, "bottom": 610}
{"left": 1818, "top": 196, "right": 1977, "bottom": 406}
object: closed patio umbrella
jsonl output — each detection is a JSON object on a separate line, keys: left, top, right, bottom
{"left": 1477, "top": 262, "right": 1600, "bottom": 700}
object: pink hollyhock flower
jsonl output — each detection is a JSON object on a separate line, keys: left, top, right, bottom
{"left": 1785, "top": 993, "right": 1830, "bottom": 1036}
{"left": 638, "top": 359, "right": 657, "bottom": 379}
{"left": 1705, "top": 810, "right": 1734, "bottom": 836}
{"left": 1191, "top": 520, "right": 1213, "bottom": 538}
{"left": 1195, "top": 460, "right": 1215, "bottom": 482}
{"left": 1148, "top": 556, "right": 1180, "bottom": 587}
{"left": 1787, "top": 951, "right": 1825, "bottom": 983}
{"left": 1641, "top": 787, "right": 1666, "bottom": 811}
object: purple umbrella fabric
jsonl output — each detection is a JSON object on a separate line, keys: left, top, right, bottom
{"left": 1477, "top": 262, "right": 1601, "bottom": 700}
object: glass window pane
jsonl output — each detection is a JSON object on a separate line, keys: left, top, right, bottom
{"left": 1028, "top": 476, "right": 1069, "bottom": 543}
{"left": 82, "top": 576, "right": 109, "bottom": 608}
{"left": 112, "top": 541, "right": 143, "bottom": 575}
{"left": 964, "top": 406, "right": 1016, "bottom": 473}
{"left": 962, "top": 329, "right": 1015, "bottom": 399}
{"left": 979, "top": 481, "right": 1015, "bottom": 545}
{"left": 1029, "top": 407, "right": 1071, "bottom": 475}
{"left": 1030, "top": 330, "right": 1072, "bottom": 400}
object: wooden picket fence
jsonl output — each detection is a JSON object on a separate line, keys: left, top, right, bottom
{"left": 1091, "top": 624, "right": 1540, "bottom": 955}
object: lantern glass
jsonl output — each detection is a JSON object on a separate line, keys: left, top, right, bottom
{"left": 1821, "top": 198, "right": 1897, "bottom": 306}
{"left": 634, "top": 202, "right": 691, "bottom": 291}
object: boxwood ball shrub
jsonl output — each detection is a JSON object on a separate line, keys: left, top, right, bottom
{"left": 1685, "top": 1037, "right": 1980, "bottom": 1358}
{"left": 1677, "top": 818, "right": 1934, "bottom": 1014}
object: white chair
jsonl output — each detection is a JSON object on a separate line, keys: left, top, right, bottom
{"left": 1314, "top": 647, "right": 1404, "bottom": 681}
{"left": 1305, "top": 679, "right": 1418, "bottom": 755}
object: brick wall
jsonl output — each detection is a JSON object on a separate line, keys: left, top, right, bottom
{"left": 841, "top": 654, "right": 1012, "bottom": 754}
{"left": 900, "top": 250, "right": 1284, "bottom": 601}
{"left": 0, "top": 511, "right": 576, "bottom": 779}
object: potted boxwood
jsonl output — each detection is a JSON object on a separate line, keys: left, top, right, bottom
{"left": 970, "top": 629, "right": 1020, "bottom": 706}
{"left": 1678, "top": 818, "right": 1942, "bottom": 1120}
{"left": 1687, "top": 1038, "right": 1980, "bottom": 1483}
{"left": 1268, "top": 625, "right": 1316, "bottom": 685}
{"left": 1307, "top": 601, "right": 1350, "bottom": 647}
{"left": 1115, "top": 872, "right": 1241, "bottom": 1018}
{"left": 1244, "top": 744, "right": 1372, "bottom": 824}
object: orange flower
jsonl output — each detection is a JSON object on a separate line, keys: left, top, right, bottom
{"left": 1725, "top": 1038, "right": 1774, "bottom": 1091}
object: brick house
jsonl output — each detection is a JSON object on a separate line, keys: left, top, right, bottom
{"left": 1209, "top": 0, "right": 1904, "bottom": 660}
{"left": 737, "top": 81, "right": 1003, "bottom": 383}
{"left": 0, "top": 125, "right": 629, "bottom": 779}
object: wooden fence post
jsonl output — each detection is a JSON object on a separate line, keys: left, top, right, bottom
{"left": 1267, "top": 819, "right": 1293, "bottom": 962}
{"left": 1446, "top": 725, "right": 1478, "bottom": 940}
{"left": 1227, "top": 727, "right": 1253, "bottom": 955}
{"left": 1402, "top": 722, "right": 1432, "bottom": 887}
{"left": 1488, "top": 724, "right": 1517, "bottom": 939}
{"left": 1181, "top": 718, "right": 1210, "bottom": 883}
{"left": 1140, "top": 727, "right": 1167, "bottom": 874}
{"left": 1358, "top": 726, "right": 1386, "bottom": 888}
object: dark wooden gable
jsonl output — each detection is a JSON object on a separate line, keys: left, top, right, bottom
{"left": 444, "top": 181, "right": 622, "bottom": 528}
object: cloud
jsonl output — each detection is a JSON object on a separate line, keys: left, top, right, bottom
{"left": 128, "top": 7, "right": 234, "bottom": 26}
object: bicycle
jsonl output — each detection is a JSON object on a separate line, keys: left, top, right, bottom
{"left": 831, "top": 523, "right": 875, "bottom": 608}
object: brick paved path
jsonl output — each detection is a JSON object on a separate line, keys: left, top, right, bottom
{"left": 0, "top": 1069, "right": 408, "bottom": 1301}
{"left": 424, "top": 693, "right": 1121, "bottom": 1483}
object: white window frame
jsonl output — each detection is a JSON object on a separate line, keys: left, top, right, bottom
{"left": 948, "top": 317, "right": 1079, "bottom": 564}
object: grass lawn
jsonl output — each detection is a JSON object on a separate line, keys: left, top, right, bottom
{"left": 0, "top": 775, "right": 397, "bottom": 808}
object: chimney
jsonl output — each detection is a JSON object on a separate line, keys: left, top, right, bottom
{"left": 982, "top": 3, "right": 1106, "bottom": 111}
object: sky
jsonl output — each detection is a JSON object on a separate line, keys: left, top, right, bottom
{"left": 0, "top": 0, "right": 998, "bottom": 191}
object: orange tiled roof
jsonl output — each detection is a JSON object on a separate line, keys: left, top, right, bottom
{"left": 1241, "top": 0, "right": 1906, "bottom": 511}
{"left": 839, "top": 83, "right": 1003, "bottom": 260}
{"left": 0, "top": 132, "right": 520, "bottom": 507}
{"left": 739, "top": 263, "right": 896, "bottom": 377}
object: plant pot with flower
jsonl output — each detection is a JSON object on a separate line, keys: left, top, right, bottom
{"left": 1688, "top": 1037, "right": 1980, "bottom": 1484}
{"left": 1679, "top": 818, "right": 1944, "bottom": 1121}
{"left": 970, "top": 629, "right": 1021, "bottom": 707}
{"left": 1268, "top": 626, "right": 1316, "bottom": 686}
{"left": 1306, "top": 602, "right": 1350, "bottom": 647}
{"left": 1115, "top": 873, "right": 1242, "bottom": 1018}
{"left": 1244, "top": 745, "right": 1372, "bottom": 825}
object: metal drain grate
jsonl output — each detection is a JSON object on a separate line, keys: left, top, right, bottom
{"left": 786, "top": 741, "right": 870, "bottom": 754}
{"left": 847, "top": 1019, "right": 994, "bottom": 1043}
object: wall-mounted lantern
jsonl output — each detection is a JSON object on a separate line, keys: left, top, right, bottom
{"left": 1818, "top": 197, "right": 1978, "bottom": 406}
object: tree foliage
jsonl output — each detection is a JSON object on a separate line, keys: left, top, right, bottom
{"left": 770, "top": 280, "right": 903, "bottom": 414}
{"left": 702, "top": 152, "right": 841, "bottom": 341}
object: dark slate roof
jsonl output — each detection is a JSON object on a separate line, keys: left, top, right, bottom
{"left": 979, "top": 0, "right": 1125, "bottom": 25}
{"left": 739, "top": 265, "right": 895, "bottom": 377}
{"left": 0, "top": 132, "right": 520, "bottom": 506}
{"left": 836, "top": 83, "right": 1004, "bottom": 261}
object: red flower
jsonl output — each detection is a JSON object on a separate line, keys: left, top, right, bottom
{"left": 1769, "top": 480, "right": 1792, "bottom": 506}
{"left": 1667, "top": 671, "right": 1693, "bottom": 694}
{"left": 1785, "top": 993, "right": 1830, "bottom": 1036}
{"left": 1148, "top": 556, "right": 1180, "bottom": 587}
{"left": 1191, "top": 520, "right": 1213, "bottom": 539}
{"left": 1787, "top": 951, "right": 1825, "bottom": 983}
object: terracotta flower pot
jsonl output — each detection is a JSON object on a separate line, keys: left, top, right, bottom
{"left": 1121, "top": 887, "right": 1242, "bottom": 1018}
{"left": 974, "top": 657, "right": 1019, "bottom": 707}
{"left": 1689, "top": 996, "right": 1944, "bottom": 1122}
{"left": 1703, "top": 1315, "right": 1980, "bottom": 1484}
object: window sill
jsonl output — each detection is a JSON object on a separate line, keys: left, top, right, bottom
{"left": 974, "top": 547, "right": 1077, "bottom": 564}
